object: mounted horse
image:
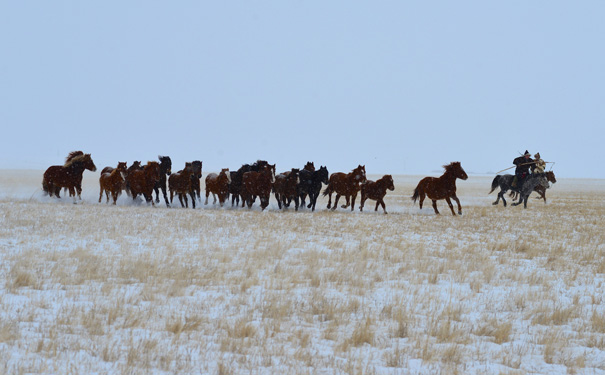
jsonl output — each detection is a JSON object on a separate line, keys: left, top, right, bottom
{"left": 490, "top": 173, "right": 549, "bottom": 208}
{"left": 323, "top": 165, "right": 366, "bottom": 211}
{"left": 205, "top": 168, "right": 231, "bottom": 207}
{"left": 42, "top": 151, "right": 97, "bottom": 202}
{"left": 412, "top": 162, "right": 468, "bottom": 215}
{"left": 274, "top": 168, "right": 301, "bottom": 210}
{"left": 99, "top": 162, "right": 127, "bottom": 205}
{"left": 241, "top": 163, "right": 276, "bottom": 210}
{"left": 510, "top": 170, "right": 557, "bottom": 204}
{"left": 169, "top": 162, "right": 196, "bottom": 208}
{"left": 360, "top": 174, "right": 395, "bottom": 214}
{"left": 298, "top": 165, "right": 329, "bottom": 211}
{"left": 126, "top": 161, "right": 161, "bottom": 205}
{"left": 154, "top": 156, "right": 172, "bottom": 207}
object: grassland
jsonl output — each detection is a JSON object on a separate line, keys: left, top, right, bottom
{"left": 1, "top": 170, "right": 604, "bottom": 374}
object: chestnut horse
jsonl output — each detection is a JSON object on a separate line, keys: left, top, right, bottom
{"left": 241, "top": 164, "right": 276, "bottom": 210}
{"left": 360, "top": 174, "right": 395, "bottom": 214}
{"left": 43, "top": 152, "right": 97, "bottom": 202}
{"left": 99, "top": 162, "right": 127, "bottom": 205}
{"left": 412, "top": 162, "right": 468, "bottom": 215}
{"left": 126, "top": 161, "right": 161, "bottom": 205}
{"left": 273, "top": 168, "right": 300, "bottom": 210}
{"left": 169, "top": 162, "right": 196, "bottom": 208}
{"left": 154, "top": 156, "right": 172, "bottom": 207}
{"left": 205, "top": 168, "right": 231, "bottom": 207}
{"left": 323, "top": 165, "right": 366, "bottom": 211}
{"left": 230, "top": 160, "right": 270, "bottom": 207}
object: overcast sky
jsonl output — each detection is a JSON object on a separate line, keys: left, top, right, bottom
{"left": 1, "top": 1, "right": 603, "bottom": 178}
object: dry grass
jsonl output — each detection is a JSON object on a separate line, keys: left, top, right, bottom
{"left": 1, "top": 170, "right": 605, "bottom": 374}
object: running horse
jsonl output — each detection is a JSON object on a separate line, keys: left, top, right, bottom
{"left": 169, "top": 162, "right": 196, "bottom": 208}
{"left": 189, "top": 160, "right": 203, "bottom": 204}
{"left": 126, "top": 161, "right": 161, "bottom": 205}
{"left": 241, "top": 163, "right": 276, "bottom": 210}
{"left": 273, "top": 168, "right": 301, "bottom": 210}
{"left": 360, "top": 174, "right": 395, "bottom": 214}
{"left": 412, "top": 162, "right": 468, "bottom": 215}
{"left": 205, "top": 168, "right": 231, "bottom": 207}
{"left": 298, "top": 165, "right": 329, "bottom": 211}
{"left": 154, "top": 156, "right": 172, "bottom": 207}
{"left": 510, "top": 170, "right": 557, "bottom": 204}
{"left": 323, "top": 165, "right": 366, "bottom": 211}
{"left": 42, "top": 151, "right": 97, "bottom": 202}
{"left": 99, "top": 162, "right": 127, "bottom": 205}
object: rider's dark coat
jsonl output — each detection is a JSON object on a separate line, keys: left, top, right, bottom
{"left": 513, "top": 156, "right": 533, "bottom": 179}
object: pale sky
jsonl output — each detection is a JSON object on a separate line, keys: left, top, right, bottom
{"left": 1, "top": 1, "right": 603, "bottom": 178}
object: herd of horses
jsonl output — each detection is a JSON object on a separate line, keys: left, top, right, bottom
{"left": 41, "top": 151, "right": 556, "bottom": 215}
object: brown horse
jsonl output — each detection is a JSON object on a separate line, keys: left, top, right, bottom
{"left": 273, "top": 168, "right": 300, "bottom": 210}
{"left": 205, "top": 168, "right": 231, "bottom": 207}
{"left": 126, "top": 161, "right": 161, "bottom": 205}
{"left": 43, "top": 152, "right": 97, "bottom": 202}
{"left": 154, "top": 156, "right": 172, "bottom": 207}
{"left": 99, "top": 162, "right": 127, "bottom": 205}
{"left": 241, "top": 164, "right": 276, "bottom": 210}
{"left": 189, "top": 160, "right": 203, "bottom": 203}
{"left": 169, "top": 162, "right": 196, "bottom": 208}
{"left": 323, "top": 165, "right": 367, "bottom": 211}
{"left": 412, "top": 162, "right": 468, "bottom": 215}
{"left": 359, "top": 174, "right": 395, "bottom": 214}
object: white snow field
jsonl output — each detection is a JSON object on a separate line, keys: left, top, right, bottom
{"left": 1, "top": 169, "right": 604, "bottom": 374}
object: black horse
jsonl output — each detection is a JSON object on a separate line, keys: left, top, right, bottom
{"left": 298, "top": 166, "right": 329, "bottom": 211}
{"left": 490, "top": 173, "right": 549, "bottom": 208}
{"left": 154, "top": 155, "right": 172, "bottom": 207}
{"left": 229, "top": 160, "right": 269, "bottom": 207}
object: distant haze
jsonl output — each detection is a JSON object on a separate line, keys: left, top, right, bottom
{"left": 1, "top": 2, "right": 603, "bottom": 178}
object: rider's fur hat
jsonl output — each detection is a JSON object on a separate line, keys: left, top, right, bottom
{"left": 524, "top": 150, "right": 531, "bottom": 156}
{"left": 534, "top": 152, "right": 540, "bottom": 159}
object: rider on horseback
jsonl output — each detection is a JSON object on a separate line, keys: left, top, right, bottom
{"left": 512, "top": 150, "right": 533, "bottom": 188}
{"left": 532, "top": 152, "right": 546, "bottom": 174}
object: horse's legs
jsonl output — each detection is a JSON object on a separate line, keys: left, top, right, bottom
{"left": 359, "top": 195, "right": 366, "bottom": 212}
{"left": 205, "top": 190, "right": 210, "bottom": 205}
{"left": 326, "top": 192, "right": 332, "bottom": 209}
{"left": 212, "top": 192, "right": 217, "bottom": 205}
{"left": 162, "top": 186, "right": 170, "bottom": 207}
{"left": 294, "top": 196, "right": 299, "bottom": 211}
{"left": 444, "top": 197, "right": 456, "bottom": 216}
{"left": 112, "top": 191, "right": 119, "bottom": 205}
{"left": 341, "top": 195, "right": 350, "bottom": 209}
{"left": 190, "top": 191, "right": 196, "bottom": 209}
{"left": 154, "top": 187, "right": 160, "bottom": 203}
{"left": 332, "top": 194, "right": 341, "bottom": 211}
{"left": 418, "top": 194, "right": 425, "bottom": 210}
{"left": 431, "top": 200, "right": 440, "bottom": 215}
{"left": 380, "top": 199, "right": 387, "bottom": 214}
{"left": 350, "top": 193, "right": 357, "bottom": 211}
{"left": 105, "top": 190, "right": 111, "bottom": 203}
{"left": 452, "top": 194, "right": 462, "bottom": 215}
{"left": 99, "top": 187, "right": 104, "bottom": 203}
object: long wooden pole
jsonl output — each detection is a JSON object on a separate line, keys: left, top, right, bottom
{"left": 495, "top": 161, "right": 554, "bottom": 174}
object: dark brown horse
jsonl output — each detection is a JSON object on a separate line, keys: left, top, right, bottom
{"left": 154, "top": 156, "right": 172, "bottom": 207}
{"left": 126, "top": 161, "right": 161, "bottom": 205}
{"left": 412, "top": 162, "right": 468, "bottom": 215}
{"left": 323, "top": 165, "right": 366, "bottom": 211}
{"left": 205, "top": 168, "right": 231, "bottom": 207}
{"left": 359, "top": 174, "right": 395, "bottom": 214}
{"left": 189, "top": 160, "right": 203, "bottom": 203}
{"left": 241, "top": 164, "right": 276, "bottom": 210}
{"left": 169, "top": 162, "right": 196, "bottom": 208}
{"left": 99, "top": 162, "right": 127, "bottom": 205}
{"left": 230, "top": 160, "right": 270, "bottom": 207}
{"left": 43, "top": 152, "right": 97, "bottom": 202}
{"left": 273, "top": 168, "right": 300, "bottom": 210}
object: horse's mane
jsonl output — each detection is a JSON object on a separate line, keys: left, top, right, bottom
{"left": 64, "top": 153, "right": 90, "bottom": 168}
{"left": 64, "top": 151, "right": 84, "bottom": 165}
{"left": 443, "top": 162, "right": 461, "bottom": 171}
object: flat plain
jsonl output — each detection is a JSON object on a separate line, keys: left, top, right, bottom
{"left": 1, "top": 169, "right": 604, "bottom": 374}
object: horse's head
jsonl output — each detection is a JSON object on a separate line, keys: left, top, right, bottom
{"left": 353, "top": 165, "right": 367, "bottom": 183}
{"left": 446, "top": 162, "right": 467, "bottom": 180}
{"left": 191, "top": 160, "right": 203, "bottom": 178}
{"left": 546, "top": 171, "right": 557, "bottom": 184}
{"left": 304, "top": 162, "right": 315, "bottom": 172}
{"left": 268, "top": 164, "right": 276, "bottom": 184}
{"left": 290, "top": 168, "right": 300, "bottom": 184}
{"left": 221, "top": 168, "right": 231, "bottom": 184}
{"left": 385, "top": 175, "right": 395, "bottom": 191}
{"left": 158, "top": 155, "right": 172, "bottom": 175}
{"left": 318, "top": 166, "right": 329, "bottom": 184}
{"left": 83, "top": 154, "right": 97, "bottom": 172}
{"left": 117, "top": 162, "right": 128, "bottom": 180}
{"left": 128, "top": 161, "right": 143, "bottom": 174}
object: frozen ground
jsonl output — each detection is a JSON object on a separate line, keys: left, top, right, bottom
{"left": 1, "top": 169, "right": 604, "bottom": 374}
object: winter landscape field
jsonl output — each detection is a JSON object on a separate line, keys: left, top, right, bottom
{"left": 1, "top": 169, "right": 604, "bottom": 375}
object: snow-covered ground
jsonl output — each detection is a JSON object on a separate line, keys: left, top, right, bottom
{"left": 1, "top": 170, "right": 604, "bottom": 374}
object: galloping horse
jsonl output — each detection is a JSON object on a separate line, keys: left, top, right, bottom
{"left": 154, "top": 156, "right": 172, "bottom": 207}
{"left": 230, "top": 160, "right": 270, "bottom": 207}
{"left": 126, "top": 161, "right": 161, "bottom": 205}
{"left": 169, "top": 162, "right": 196, "bottom": 208}
{"left": 205, "top": 168, "right": 231, "bottom": 207}
{"left": 43, "top": 152, "right": 97, "bottom": 202}
{"left": 241, "top": 164, "right": 276, "bottom": 210}
{"left": 323, "top": 165, "right": 366, "bottom": 211}
{"left": 298, "top": 166, "right": 329, "bottom": 211}
{"left": 123, "top": 161, "right": 143, "bottom": 196}
{"left": 511, "top": 174, "right": 550, "bottom": 208}
{"left": 490, "top": 172, "right": 551, "bottom": 207}
{"left": 510, "top": 170, "right": 557, "bottom": 203}
{"left": 99, "top": 162, "right": 127, "bottom": 205}
{"left": 189, "top": 160, "right": 203, "bottom": 203}
{"left": 360, "top": 174, "right": 395, "bottom": 214}
{"left": 412, "top": 162, "right": 468, "bottom": 215}
{"left": 273, "top": 168, "right": 300, "bottom": 210}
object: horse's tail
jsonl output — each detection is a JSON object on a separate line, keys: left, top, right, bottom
{"left": 489, "top": 175, "right": 500, "bottom": 194}
{"left": 322, "top": 183, "right": 332, "bottom": 197}
{"left": 411, "top": 186, "right": 420, "bottom": 203}
{"left": 42, "top": 177, "right": 50, "bottom": 195}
